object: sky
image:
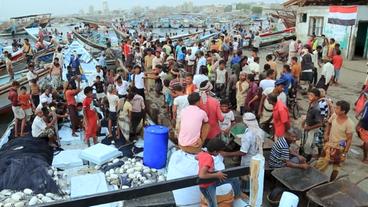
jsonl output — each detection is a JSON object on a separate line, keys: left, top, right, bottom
{"left": 0, "top": 0, "right": 283, "bottom": 20}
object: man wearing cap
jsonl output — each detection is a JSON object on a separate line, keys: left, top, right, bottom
{"left": 199, "top": 81, "right": 224, "bottom": 141}
{"left": 268, "top": 92, "right": 290, "bottom": 141}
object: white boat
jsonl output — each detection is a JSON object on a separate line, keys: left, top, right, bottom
{"left": 24, "top": 27, "right": 51, "bottom": 46}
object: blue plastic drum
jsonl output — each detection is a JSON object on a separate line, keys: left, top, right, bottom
{"left": 143, "top": 125, "right": 169, "bottom": 169}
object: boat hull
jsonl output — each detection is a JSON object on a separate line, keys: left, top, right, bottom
{"left": 72, "top": 31, "right": 107, "bottom": 51}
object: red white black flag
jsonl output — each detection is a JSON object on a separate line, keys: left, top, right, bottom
{"left": 328, "top": 6, "right": 357, "bottom": 26}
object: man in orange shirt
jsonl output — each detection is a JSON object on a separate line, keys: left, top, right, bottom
{"left": 268, "top": 92, "right": 290, "bottom": 141}
{"left": 291, "top": 56, "right": 301, "bottom": 82}
{"left": 65, "top": 77, "right": 82, "bottom": 137}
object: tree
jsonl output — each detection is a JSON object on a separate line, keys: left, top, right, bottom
{"left": 251, "top": 6, "right": 263, "bottom": 14}
{"left": 224, "top": 5, "right": 232, "bottom": 13}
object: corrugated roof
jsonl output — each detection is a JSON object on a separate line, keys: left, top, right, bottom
{"left": 283, "top": 0, "right": 368, "bottom": 7}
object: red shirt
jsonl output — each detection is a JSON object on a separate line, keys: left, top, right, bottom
{"left": 123, "top": 44, "right": 131, "bottom": 56}
{"left": 197, "top": 151, "right": 215, "bottom": 188}
{"left": 8, "top": 88, "right": 19, "bottom": 106}
{"left": 65, "top": 89, "right": 78, "bottom": 106}
{"left": 273, "top": 99, "right": 290, "bottom": 138}
{"left": 332, "top": 55, "right": 343, "bottom": 70}
{"left": 199, "top": 96, "right": 224, "bottom": 139}
{"left": 18, "top": 94, "right": 32, "bottom": 110}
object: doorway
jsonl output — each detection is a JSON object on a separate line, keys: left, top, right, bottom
{"left": 354, "top": 21, "right": 368, "bottom": 58}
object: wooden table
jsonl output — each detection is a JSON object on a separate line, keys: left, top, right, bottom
{"left": 272, "top": 167, "right": 329, "bottom": 192}
{"left": 307, "top": 179, "right": 368, "bottom": 207}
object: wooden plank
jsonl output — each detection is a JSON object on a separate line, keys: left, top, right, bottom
{"left": 39, "top": 166, "right": 249, "bottom": 207}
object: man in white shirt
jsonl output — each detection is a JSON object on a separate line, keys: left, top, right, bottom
{"left": 233, "top": 37, "right": 239, "bottom": 53}
{"left": 248, "top": 57, "right": 260, "bottom": 80}
{"left": 106, "top": 84, "right": 120, "bottom": 138}
{"left": 172, "top": 84, "right": 189, "bottom": 136}
{"left": 193, "top": 65, "right": 209, "bottom": 89}
{"left": 288, "top": 36, "right": 297, "bottom": 64}
{"left": 32, "top": 107, "right": 58, "bottom": 147}
{"left": 319, "top": 58, "right": 335, "bottom": 91}
{"left": 259, "top": 69, "right": 276, "bottom": 91}
{"left": 196, "top": 50, "right": 206, "bottom": 75}
{"left": 253, "top": 32, "right": 261, "bottom": 51}
{"left": 26, "top": 63, "right": 38, "bottom": 85}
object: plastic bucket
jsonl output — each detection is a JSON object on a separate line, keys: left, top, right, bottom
{"left": 279, "top": 191, "right": 299, "bottom": 207}
{"left": 143, "top": 125, "right": 169, "bottom": 169}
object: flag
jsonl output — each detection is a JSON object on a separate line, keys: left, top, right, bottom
{"left": 328, "top": 6, "right": 357, "bottom": 26}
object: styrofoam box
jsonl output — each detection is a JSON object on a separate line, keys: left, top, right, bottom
{"left": 59, "top": 126, "right": 83, "bottom": 145}
{"left": 71, "top": 172, "right": 115, "bottom": 207}
{"left": 52, "top": 149, "right": 84, "bottom": 169}
{"left": 79, "top": 143, "right": 122, "bottom": 165}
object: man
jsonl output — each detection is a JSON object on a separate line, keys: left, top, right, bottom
{"left": 248, "top": 57, "right": 260, "bottom": 81}
{"left": 193, "top": 65, "right": 209, "bottom": 89}
{"left": 258, "top": 79, "right": 287, "bottom": 132}
{"left": 268, "top": 92, "right": 290, "bottom": 141}
{"left": 290, "top": 56, "right": 301, "bottom": 82}
{"left": 317, "top": 58, "right": 334, "bottom": 91}
{"left": 288, "top": 36, "right": 298, "bottom": 64}
{"left": 27, "top": 62, "right": 38, "bottom": 85}
{"left": 196, "top": 51, "right": 206, "bottom": 75}
{"left": 4, "top": 51, "right": 14, "bottom": 80}
{"left": 279, "top": 64, "right": 294, "bottom": 95}
{"left": 69, "top": 53, "right": 81, "bottom": 76}
{"left": 269, "top": 131, "right": 309, "bottom": 169}
{"left": 8, "top": 81, "right": 26, "bottom": 137}
{"left": 172, "top": 84, "right": 189, "bottom": 137}
{"left": 32, "top": 107, "right": 58, "bottom": 148}
{"left": 302, "top": 88, "right": 323, "bottom": 158}
{"left": 199, "top": 81, "right": 224, "bottom": 140}
{"left": 152, "top": 50, "right": 163, "bottom": 70}
{"left": 178, "top": 92, "right": 208, "bottom": 154}
{"left": 266, "top": 54, "right": 277, "bottom": 72}
{"left": 315, "top": 101, "right": 354, "bottom": 181}
{"left": 231, "top": 50, "right": 242, "bottom": 66}
{"left": 22, "top": 38, "right": 33, "bottom": 64}
{"left": 144, "top": 49, "right": 154, "bottom": 71}
{"left": 252, "top": 32, "right": 261, "bottom": 53}
{"left": 220, "top": 113, "right": 264, "bottom": 167}
{"left": 259, "top": 69, "right": 276, "bottom": 91}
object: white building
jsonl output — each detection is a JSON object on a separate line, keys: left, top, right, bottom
{"left": 284, "top": 0, "right": 368, "bottom": 60}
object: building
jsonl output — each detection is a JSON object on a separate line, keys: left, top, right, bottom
{"left": 283, "top": 0, "right": 368, "bottom": 60}
{"left": 102, "top": 1, "right": 110, "bottom": 15}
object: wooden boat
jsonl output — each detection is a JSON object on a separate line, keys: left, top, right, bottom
{"left": 24, "top": 27, "right": 51, "bottom": 45}
{"left": 0, "top": 47, "right": 55, "bottom": 76}
{"left": 0, "top": 13, "right": 51, "bottom": 37}
{"left": 74, "top": 17, "right": 110, "bottom": 28}
{"left": 72, "top": 31, "right": 107, "bottom": 51}
{"left": 111, "top": 24, "right": 130, "bottom": 40}
{"left": 242, "top": 27, "right": 296, "bottom": 47}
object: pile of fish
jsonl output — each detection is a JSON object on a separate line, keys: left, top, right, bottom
{"left": 0, "top": 167, "right": 69, "bottom": 206}
{"left": 98, "top": 157, "right": 166, "bottom": 189}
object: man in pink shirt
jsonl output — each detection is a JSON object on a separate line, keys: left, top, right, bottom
{"left": 198, "top": 81, "right": 224, "bottom": 140}
{"left": 179, "top": 92, "right": 209, "bottom": 154}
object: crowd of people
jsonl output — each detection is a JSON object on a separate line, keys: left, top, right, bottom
{"left": 5, "top": 26, "right": 368, "bottom": 206}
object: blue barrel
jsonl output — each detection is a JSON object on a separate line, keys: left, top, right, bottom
{"left": 143, "top": 125, "right": 169, "bottom": 169}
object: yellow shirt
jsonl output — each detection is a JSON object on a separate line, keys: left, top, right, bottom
{"left": 327, "top": 113, "right": 354, "bottom": 149}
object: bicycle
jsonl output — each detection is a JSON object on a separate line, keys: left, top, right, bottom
{"left": 287, "top": 84, "right": 301, "bottom": 120}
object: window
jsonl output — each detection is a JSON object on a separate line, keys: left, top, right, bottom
{"left": 299, "top": 13, "right": 307, "bottom": 23}
{"left": 308, "top": 17, "right": 324, "bottom": 36}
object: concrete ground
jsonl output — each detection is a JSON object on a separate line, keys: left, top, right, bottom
{"left": 250, "top": 46, "right": 368, "bottom": 194}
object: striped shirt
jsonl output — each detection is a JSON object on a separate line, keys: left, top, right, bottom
{"left": 269, "top": 137, "right": 290, "bottom": 169}
{"left": 318, "top": 98, "right": 329, "bottom": 119}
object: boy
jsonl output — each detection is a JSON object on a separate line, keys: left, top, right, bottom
{"left": 332, "top": 49, "right": 343, "bottom": 84}
{"left": 18, "top": 86, "right": 33, "bottom": 121}
{"left": 83, "top": 86, "right": 99, "bottom": 146}
{"left": 163, "top": 79, "right": 173, "bottom": 115}
{"left": 172, "top": 84, "right": 189, "bottom": 137}
{"left": 8, "top": 81, "right": 27, "bottom": 137}
{"left": 198, "top": 138, "right": 243, "bottom": 207}
{"left": 185, "top": 73, "right": 196, "bottom": 95}
{"left": 218, "top": 99, "right": 235, "bottom": 140}
{"left": 236, "top": 72, "right": 249, "bottom": 115}
{"left": 215, "top": 60, "right": 228, "bottom": 98}
{"left": 290, "top": 56, "right": 301, "bottom": 82}
{"left": 30, "top": 79, "right": 40, "bottom": 109}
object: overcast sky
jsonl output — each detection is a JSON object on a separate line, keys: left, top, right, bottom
{"left": 0, "top": 0, "right": 283, "bottom": 20}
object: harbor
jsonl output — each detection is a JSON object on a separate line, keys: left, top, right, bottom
{"left": 0, "top": 0, "right": 368, "bottom": 207}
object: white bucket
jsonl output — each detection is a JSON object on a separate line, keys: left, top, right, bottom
{"left": 279, "top": 191, "right": 299, "bottom": 207}
{"left": 167, "top": 150, "right": 232, "bottom": 206}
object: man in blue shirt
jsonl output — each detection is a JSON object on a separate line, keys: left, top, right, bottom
{"left": 279, "top": 64, "right": 294, "bottom": 95}
{"left": 69, "top": 53, "right": 81, "bottom": 75}
{"left": 231, "top": 50, "right": 242, "bottom": 66}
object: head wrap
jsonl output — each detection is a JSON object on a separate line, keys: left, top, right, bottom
{"left": 199, "top": 81, "right": 213, "bottom": 104}
{"left": 243, "top": 113, "right": 264, "bottom": 154}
